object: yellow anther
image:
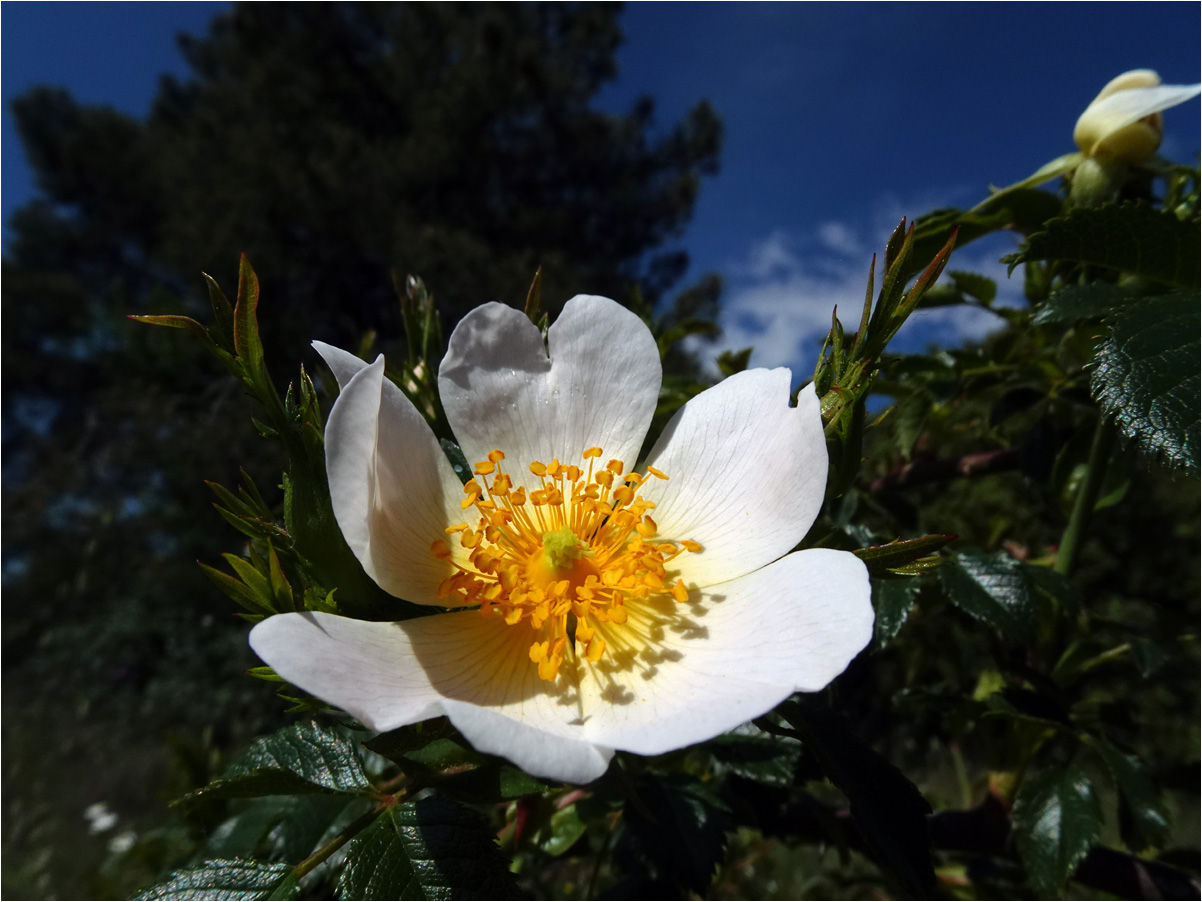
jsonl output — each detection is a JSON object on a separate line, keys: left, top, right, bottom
{"left": 428, "top": 445, "right": 697, "bottom": 682}
{"left": 636, "top": 516, "right": 658, "bottom": 538}
{"left": 538, "top": 656, "right": 560, "bottom": 682}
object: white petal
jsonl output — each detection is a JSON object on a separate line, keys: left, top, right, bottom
{"left": 438, "top": 296, "right": 661, "bottom": 492}
{"left": 312, "top": 340, "right": 369, "bottom": 390}
{"left": 1075, "top": 83, "right": 1201, "bottom": 156}
{"left": 250, "top": 611, "right": 612, "bottom": 783}
{"left": 326, "top": 356, "right": 468, "bottom": 605}
{"left": 579, "top": 549, "right": 872, "bottom": 755}
{"left": 639, "top": 372, "right": 827, "bottom": 587}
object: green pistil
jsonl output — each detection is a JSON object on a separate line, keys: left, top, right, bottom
{"left": 541, "top": 527, "right": 591, "bottom": 572}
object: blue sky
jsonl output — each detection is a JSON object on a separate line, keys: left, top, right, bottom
{"left": 4, "top": 3, "right": 1199, "bottom": 373}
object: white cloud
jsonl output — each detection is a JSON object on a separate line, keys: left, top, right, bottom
{"left": 698, "top": 204, "right": 1026, "bottom": 377}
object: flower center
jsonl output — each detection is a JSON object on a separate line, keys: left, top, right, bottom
{"left": 429, "top": 447, "right": 700, "bottom": 682}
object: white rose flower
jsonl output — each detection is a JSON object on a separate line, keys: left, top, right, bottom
{"left": 250, "top": 295, "right": 873, "bottom": 783}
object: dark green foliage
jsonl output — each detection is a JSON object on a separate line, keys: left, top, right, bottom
{"left": 610, "top": 772, "right": 733, "bottom": 897}
{"left": 1005, "top": 204, "right": 1201, "bottom": 290}
{"left": 337, "top": 800, "right": 521, "bottom": 900}
{"left": 777, "top": 701, "right": 935, "bottom": 897}
{"left": 175, "top": 721, "right": 372, "bottom": 811}
{"left": 939, "top": 552, "right": 1038, "bottom": 640}
{"left": 136, "top": 859, "right": 298, "bottom": 901}
{"left": 1091, "top": 290, "right": 1199, "bottom": 476}
{"left": 1013, "top": 764, "right": 1103, "bottom": 898}
{"left": 871, "top": 577, "right": 919, "bottom": 646}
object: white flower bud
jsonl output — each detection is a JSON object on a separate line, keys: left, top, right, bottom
{"left": 1073, "top": 69, "right": 1201, "bottom": 163}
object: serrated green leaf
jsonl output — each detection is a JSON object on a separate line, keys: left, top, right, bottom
{"left": 136, "top": 859, "right": 297, "bottom": 901}
{"left": 706, "top": 732, "right": 801, "bottom": 787}
{"left": 176, "top": 721, "right": 372, "bottom": 810}
{"left": 1013, "top": 764, "right": 1102, "bottom": 897}
{"left": 872, "top": 578, "right": 918, "bottom": 646}
{"left": 1032, "top": 282, "right": 1127, "bottom": 325}
{"left": 1090, "top": 738, "right": 1170, "bottom": 851}
{"left": 777, "top": 700, "right": 934, "bottom": 896}
{"left": 1005, "top": 204, "right": 1201, "bottom": 290}
{"left": 940, "top": 552, "right": 1037, "bottom": 640}
{"left": 1091, "top": 291, "right": 1199, "bottom": 476}
{"left": 337, "top": 798, "right": 521, "bottom": 900}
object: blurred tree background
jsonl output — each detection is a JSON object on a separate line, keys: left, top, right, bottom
{"left": 2, "top": 3, "right": 721, "bottom": 896}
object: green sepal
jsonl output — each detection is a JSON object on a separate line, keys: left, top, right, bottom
{"left": 853, "top": 534, "right": 956, "bottom": 576}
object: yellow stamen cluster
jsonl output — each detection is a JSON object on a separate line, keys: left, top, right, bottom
{"left": 429, "top": 447, "right": 701, "bottom": 682}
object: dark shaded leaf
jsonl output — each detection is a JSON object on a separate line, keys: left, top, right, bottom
{"left": 872, "top": 578, "right": 919, "bottom": 646}
{"left": 1032, "top": 282, "right": 1127, "bottom": 325}
{"left": 613, "top": 772, "right": 732, "bottom": 896}
{"left": 1013, "top": 763, "right": 1101, "bottom": 897}
{"left": 1005, "top": 204, "right": 1201, "bottom": 290}
{"left": 1091, "top": 739, "right": 1170, "bottom": 851}
{"left": 777, "top": 700, "right": 934, "bottom": 896}
{"left": 939, "top": 552, "right": 1037, "bottom": 640}
{"left": 1091, "top": 290, "right": 1199, "bottom": 476}
{"left": 337, "top": 798, "right": 521, "bottom": 900}
{"left": 706, "top": 731, "right": 801, "bottom": 787}
{"left": 136, "top": 859, "right": 297, "bottom": 900}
